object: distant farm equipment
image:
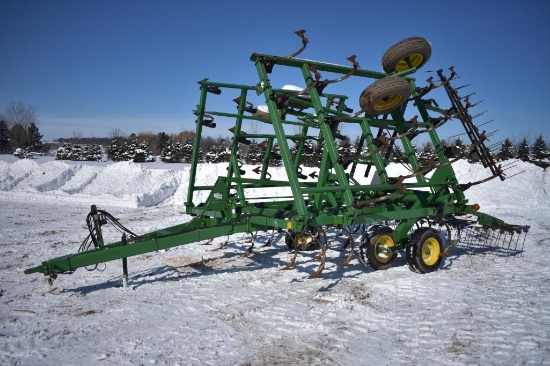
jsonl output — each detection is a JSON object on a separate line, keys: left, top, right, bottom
{"left": 26, "top": 31, "right": 529, "bottom": 284}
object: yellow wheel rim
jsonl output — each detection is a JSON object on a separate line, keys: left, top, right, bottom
{"left": 395, "top": 54, "right": 424, "bottom": 72}
{"left": 374, "top": 94, "right": 402, "bottom": 112}
{"left": 374, "top": 234, "right": 395, "bottom": 263}
{"left": 421, "top": 238, "right": 441, "bottom": 265}
{"left": 295, "top": 234, "right": 311, "bottom": 245}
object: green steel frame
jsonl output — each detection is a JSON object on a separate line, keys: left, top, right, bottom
{"left": 25, "top": 36, "right": 526, "bottom": 279}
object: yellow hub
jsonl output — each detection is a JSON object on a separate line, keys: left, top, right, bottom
{"left": 295, "top": 234, "right": 310, "bottom": 244}
{"left": 294, "top": 233, "right": 313, "bottom": 248}
{"left": 421, "top": 238, "right": 441, "bottom": 265}
{"left": 395, "top": 54, "right": 424, "bottom": 72}
{"left": 374, "top": 94, "right": 402, "bottom": 112}
{"left": 374, "top": 234, "right": 395, "bottom": 263}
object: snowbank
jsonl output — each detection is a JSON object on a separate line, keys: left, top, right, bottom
{"left": 1, "top": 155, "right": 548, "bottom": 213}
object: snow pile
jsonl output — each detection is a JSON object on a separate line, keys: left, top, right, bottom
{"left": 452, "top": 160, "right": 550, "bottom": 227}
{"left": 11, "top": 160, "right": 81, "bottom": 193}
{"left": 1, "top": 156, "right": 547, "bottom": 212}
{"left": 78, "top": 161, "right": 181, "bottom": 207}
{"left": 59, "top": 165, "right": 102, "bottom": 195}
{"left": 0, "top": 158, "right": 184, "bottom": 207}
{"left": 0, "top": 158, "right": 40, "bottom": 191}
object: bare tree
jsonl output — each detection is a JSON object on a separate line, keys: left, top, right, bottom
{"left": 108, "top": 128, "right": 126, "bottom": 140}
{"left": 72, "top": 130, "right": 83, "bottom": 141}
{"left": 1, "top": 101, "right": 37, "bottom": 128}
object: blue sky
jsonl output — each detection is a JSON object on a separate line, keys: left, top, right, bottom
{"left": 1, "top": 0, "right": 549, "bottom": 146}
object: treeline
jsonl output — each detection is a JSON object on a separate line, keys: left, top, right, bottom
{"left": 2, "top": 101, "right": 549, "bottom": 168}
{"left": 10, "top": 127, "right": 550, "bottom": 170}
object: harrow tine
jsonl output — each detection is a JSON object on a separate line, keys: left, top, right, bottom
{"left": 507, "top": 230, "right": 517, "bottom": 250}
{"left": 454, "top": 221, "right": 528, "bottom": 259}
{"left": 500, "top": 161, "right": 517, "bottom": 168}
{"left": 486, "top": 130, "right": 498, "bottom": 138}
{"left": 503, "top": 169, "right": 526, "bottom": 179}
{"left": 477, "top": 119, "right": 494, "bottom": 127}
{"left": 471, "top": 110, "right": 488, "bottom": 119}
{"left": 520, "top": 229, "right": 528, "bottom": 253}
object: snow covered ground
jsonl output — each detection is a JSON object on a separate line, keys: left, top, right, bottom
{"left": 1, "top": 154, "right": 549, "bottom": 365}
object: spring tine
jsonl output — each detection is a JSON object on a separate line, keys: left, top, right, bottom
{"left": 243, "top": 232, "right": 257, "bottom": 257}
{"left": 218, "top": 236, "right": 230, "bottom": 250}
{"left": 312, "top": 229, "right": 322, "bottom": 260}
{"left": 339, "top": 226, "right": 351, "bottom": 249}
{"left": 324, "top": 55, "right": 359, "bottom": 85}
{"left": 281, "top": 252, "right": 297, "bottom": 270}
{"left": 308, "top": 260, "right": 325, "bottom": 279}
{"left": 280, "top": 231, "right": 298, "bottom": 270}
{"left": 342, "top": 236, "right": 352, "bottom": 249}
{"left": 340, "top": 232, "right": 355, "bottom": 266}
{"left": 263, "top": 229, "right": 276, "bottom": 247}
{"left": 309, "top": 229, "right": 328, "bottom": 279}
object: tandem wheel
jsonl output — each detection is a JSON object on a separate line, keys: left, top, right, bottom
{"left": 406, "top": 227, "right": 445, "bottom": 273}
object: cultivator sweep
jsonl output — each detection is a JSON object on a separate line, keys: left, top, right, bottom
{"left": 26, "top": 31, "right": 529, "bottom": 283}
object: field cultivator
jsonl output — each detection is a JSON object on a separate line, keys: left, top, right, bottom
{"left": 25, "top": 31, "right": 529, "bottom": 284}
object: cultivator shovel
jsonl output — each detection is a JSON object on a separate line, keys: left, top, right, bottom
{"left": 25, "top": 31, "right": 529, "bottom": 285}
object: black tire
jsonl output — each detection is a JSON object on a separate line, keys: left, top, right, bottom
{"left": 285, "top": 229, "right": 320, "bottom": 251}
{"left": 359, "top": 77, "right": 411, "bottom": 116}
{"left": 360, "top": 226, "right": 397, "bottom": 270}
{"left": 406, "top": 227, "right": 444, "bottom": 273}
{"left": 382, "top": 37, "right": 432, "bottom": 74}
